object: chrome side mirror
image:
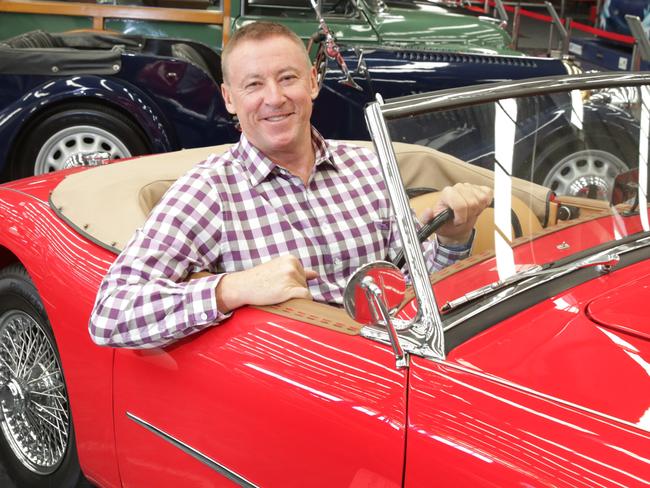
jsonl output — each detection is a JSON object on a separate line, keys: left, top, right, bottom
{"left": 344, "top": 261, "right": 408, "bottom": 368}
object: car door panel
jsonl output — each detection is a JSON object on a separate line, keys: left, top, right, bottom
{"left": 113, "top": 307, "right": 407, "bottom": 487}
{"left": 406, "top": 356, "right": 650, "bottom": 487}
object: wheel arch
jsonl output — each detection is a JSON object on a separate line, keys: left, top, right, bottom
{"left": 0, "top": 243, "right": 120, "bottom": 486}
{"left": 0, "top": 246, "right": 19, "bottom": 271}
{"left": 6, "top": 97, "right": 164, "bottom": 173}
{"left": 2, "top": 79, "right": 179, "bottom": 176}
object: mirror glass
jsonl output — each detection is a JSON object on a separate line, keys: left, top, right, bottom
{"left": 343, "top": 261, "right": 406, "bottom": 325}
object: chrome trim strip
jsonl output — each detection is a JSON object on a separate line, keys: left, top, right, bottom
{"left": 380, "top": 72, "right": 650, "bottom": 119}
{"left": 444, "top": 236, "right": 650, "bottom": 332}
{"left": 126, "top": 412, "right": 258, "bottom": 488}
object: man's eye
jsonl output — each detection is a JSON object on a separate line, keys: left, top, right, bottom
{"left": 281, "top": 75, "right": 297, "bottom": 83}
{"left": 245, "top": 81, "right": 261, "bottom": 89}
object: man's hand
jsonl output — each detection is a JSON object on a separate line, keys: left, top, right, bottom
{"left": 420, "top": 183, "right": 493, "bottom": 246}
{"left": 214, "top": 255, "right": 318, "bottom": 313}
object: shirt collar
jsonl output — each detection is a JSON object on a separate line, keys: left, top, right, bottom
{"left": 231, "top": 128, "right": 339, "bottom": 187}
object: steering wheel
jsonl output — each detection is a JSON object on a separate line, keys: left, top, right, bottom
{"left": 391, "top": 208, "right": 455, "bottom": 270}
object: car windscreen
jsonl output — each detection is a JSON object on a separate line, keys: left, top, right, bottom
{"left": 378, "top": 74, "right": 650, "bottom": 303}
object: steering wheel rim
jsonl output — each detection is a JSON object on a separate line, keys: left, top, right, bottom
{"left": 391, "top": 208, "right": 455, "bottom": 270}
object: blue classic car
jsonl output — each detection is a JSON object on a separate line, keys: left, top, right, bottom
{"left": 0, "top": 30, "right": 238, "bottom": 180}
{"left": 0, "top": 27, "right": 570, "bottom": 182}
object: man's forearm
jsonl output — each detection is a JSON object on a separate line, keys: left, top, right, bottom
{"left": 89, "top": 273, "right": 228, "bottom": 348}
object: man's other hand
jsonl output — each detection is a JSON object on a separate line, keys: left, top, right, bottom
{"left": 215, "top": 255, "right": 318, "bottom": 313}
{"left": 420, "top": 183, "right": 493, "bottom": 246}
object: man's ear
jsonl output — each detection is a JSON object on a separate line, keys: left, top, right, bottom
{"left": 221, "top": 83, "right": 237, "bottom": 115}
{"left": 309, "top": 66, "right": 320, "bottom": 101}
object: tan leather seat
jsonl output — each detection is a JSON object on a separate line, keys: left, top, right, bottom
{"left": 139, "top": 180, "right": 176, "bottom": 215}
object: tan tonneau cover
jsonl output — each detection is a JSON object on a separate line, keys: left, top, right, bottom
{"left": 50, "top": 140, "right": 552, "bottom": 252}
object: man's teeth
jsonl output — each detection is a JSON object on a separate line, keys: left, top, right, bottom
{"left": 266, "top": 114, "right": 289, "bottom": 121}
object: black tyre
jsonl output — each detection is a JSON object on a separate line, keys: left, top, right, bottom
{"left": 8, "top": 103, "right": 150, "bottom": 180}
{"left": 533, "top": 132, "right": 634, "bottom": 199}
{"left": 0, "top": 264, "right": 86, "bottom": 487}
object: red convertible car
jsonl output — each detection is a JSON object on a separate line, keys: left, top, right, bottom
{"left": 0, "top": 72, "right": 649, "bottom": 487}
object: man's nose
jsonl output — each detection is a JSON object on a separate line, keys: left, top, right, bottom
{"left": 264, "top": 81, "right": 286, "bottom": 105}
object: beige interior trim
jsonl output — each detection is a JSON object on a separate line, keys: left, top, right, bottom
{"left": 556, "top": 194, "right": 612, "bottom": 215}
{"left": 51, "top": 144, "right": 232, "bottom": 250}
{"left": 51, "top": 140, "right": 554, "bottom": 251}
{"left": 253, "top": 299, "right": 363, "bottom": 335}
{"left": 393, "top": 144, "right": 552, "bottom": 223}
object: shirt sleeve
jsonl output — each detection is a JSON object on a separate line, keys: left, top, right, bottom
{"left": 424, "top": 232, "right": 473, "bottom": 272}
{"left": 88, "top": 169, "right": 231, "bottom": 348}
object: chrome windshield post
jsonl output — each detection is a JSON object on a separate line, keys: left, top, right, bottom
{"left": 364, "top": 101, "right": 446, "bottom": 360}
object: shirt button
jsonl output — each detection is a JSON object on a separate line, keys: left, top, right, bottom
{"left": 200, "top": 312, "right": 208, "bottom": 321}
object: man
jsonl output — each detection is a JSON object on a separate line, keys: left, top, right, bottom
{"left": 89, "top": 22, "right": 492, "bottom": 348}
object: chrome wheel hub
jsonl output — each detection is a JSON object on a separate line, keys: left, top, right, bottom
{"left": 0, "top": 310, "right": 69, "bottom": 474}
{"left": 542, "top": 149, "right": 629, "bottom": 199}
{"left": 35, "top": 125, "right": 131, "bottom": 174}
{"left": 0, "top": 378, "right": 27, "bottom": 415}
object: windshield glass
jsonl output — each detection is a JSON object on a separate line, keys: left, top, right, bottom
{"left": 376, "top": 75, "right": 650, "bottom": 307}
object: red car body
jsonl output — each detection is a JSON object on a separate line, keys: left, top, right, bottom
{"left": 0, "top": 164, "right": 648, "bottom": 487}
{"left": 1, "top": 71, "right": 650, "bottom": 487}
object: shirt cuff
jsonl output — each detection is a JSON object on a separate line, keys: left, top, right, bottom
{"left": 184, "top": 273, "right": 232, "bottom": 326}
{"left": 436, "top": 229, "right": 475, "bottom": 254}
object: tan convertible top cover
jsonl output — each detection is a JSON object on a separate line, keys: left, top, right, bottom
{"left": 51, "top": 140, "right": 552, "bottom": 252}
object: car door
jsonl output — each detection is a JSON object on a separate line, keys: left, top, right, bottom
{"left": 112, "top": 306, "right": 407, "bottom": 487}
{"left": 405, "top": 355, "right": 650, "bottom": 486}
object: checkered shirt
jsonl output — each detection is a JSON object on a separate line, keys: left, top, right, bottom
{"left": 89, "top": 130, "right": 470, "bottom": 348}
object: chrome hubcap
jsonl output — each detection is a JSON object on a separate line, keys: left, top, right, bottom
{"left": 0, "top": 310, "right": 69, "bottom": 474}
{"left": 35, "top": 125, "right": 131, "bottom": 174}
{"left": 542, "top": 149, "right": 629, "bottom": 199}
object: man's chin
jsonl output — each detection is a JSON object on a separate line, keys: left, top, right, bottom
{"left": 256, "top": 134, "right": 301, "bottom": 154}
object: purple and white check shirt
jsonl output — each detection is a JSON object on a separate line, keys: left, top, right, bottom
{"left": 89, "top": 130, "right": 470, "bottom": 348}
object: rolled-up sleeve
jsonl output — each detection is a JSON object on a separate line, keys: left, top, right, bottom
{"left": 89, "top": 170, "right": 231, "bottom": 348}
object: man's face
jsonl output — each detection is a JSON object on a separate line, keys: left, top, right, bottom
{"left": 221, "top": 35, "right": 319, "bottom": 159}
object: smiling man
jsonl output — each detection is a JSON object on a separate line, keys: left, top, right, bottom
{"left": 89, "top": 22, "right": 492, "bottom": 348}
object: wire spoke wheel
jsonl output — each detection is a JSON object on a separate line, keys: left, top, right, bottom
{"left": 35, "top": 125, "right": 132, "bottom": 174}
{"left": 0, "top": 309, "right": 70, "bottom": 475}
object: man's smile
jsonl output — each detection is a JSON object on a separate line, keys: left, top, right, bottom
{"left": 261, "top": 112, "right": 294, "bottom": 122}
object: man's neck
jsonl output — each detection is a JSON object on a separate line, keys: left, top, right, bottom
{"left": 266, "top": 135, "right": 316, "bottom": 186}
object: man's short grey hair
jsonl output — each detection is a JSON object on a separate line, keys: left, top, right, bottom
{"left": 221, "top": 21, "right": 311, "bottom": 83}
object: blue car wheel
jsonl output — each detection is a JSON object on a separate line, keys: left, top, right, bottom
{"left": 8, "top": 103, "right": 150, "bottom": 180}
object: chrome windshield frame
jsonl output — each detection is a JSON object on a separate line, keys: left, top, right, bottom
{"left": 365, "top": 102, "right": 446, "bottom": 360}
{"left": 363, "top": 71, "right": 650, "bottom": 361}
{"left": 380, "top": 72, "right": 650, "bottom": 120}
